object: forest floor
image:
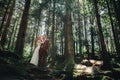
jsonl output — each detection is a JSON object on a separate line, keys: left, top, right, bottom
{"left": 0, "top": 50, "right": 120, "bottom": 80}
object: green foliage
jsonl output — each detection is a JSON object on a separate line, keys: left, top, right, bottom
{"left": 30, "top": 0, "right": 50, "bottom": 20}
{"left": 0, "top": 0, "right": 8, "bottom": 7}
{"left": 24, "top": 44, "right": 31, "bottom": 57}
{"left": 102, "top": 76, "right": 114, "bottom": 80}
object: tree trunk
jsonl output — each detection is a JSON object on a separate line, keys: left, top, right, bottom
{"left": 50, "top": 0, "right": 56, "bottom": 67}
{"left": 10, "top": 14, "right": 21, "bottom": 49}
{"left": 106, "top": 0, "right": 120, "bottom": 55}
{"left": 112, "top": 0, "right": 120, "bottom": 29}
{"left": 7, "top": 18, "right": 17, "bottom": 49}
{"left": 83, "top": 0, "right": 89, "bottom": 57}
{"left": 77, "top": 13, "right": 82, "bottom": 54}
{"left": 89, "top": 16, "right": 95, "bottom": 59}
{"left": 91, "top": 27, "right": 95, "bottom": 59}
{"left": 0, "top": 0, "right": 11, "bottom": 34}
{"left": 64, "top": 14, "right": 74, "bottom": 71}
{"left": 93, "top": 0, "right": 112, "bottom": 70}
{"left": 64, "top": 1, "right": 74, "bottom": 72}
{"left": 15, "top": 0, "right": 31, "bottom": 57}
{"left": 46, "top": 4, "right": 51, "bottom": 36}
{"left": 0, "top": 0, "right": 15, "bottom": 48}
{"left": 76, "top": 0, "right": 82, "bottom": 55}
{"left": 30, "top": 21, "right": 36, "bottom": 54}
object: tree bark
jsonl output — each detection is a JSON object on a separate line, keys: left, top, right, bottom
{"left": 0, "top": 0, "right": 11, "bottom": 34}
{"left": 30, "top": 22, "right": 36, "bottom": 54}
{"left": 7, "top": 17, "right": 17, "bottom": 49}
{"left": 78, "top": 13, "right": 82, "bottom": 54}
{"left": 112, "top": 0, "right": 120, "bottom": 29}
{"left": 15, "top": 0, "right": 31, "bottom": 57}
{"left": 11, "top": 14, "right": 21, "bottom": 49}
{"left": 0, "top": 0, "right": 15, "bottom": 47}
{"left": 93, "top": 0, "right": 112, "bottom": 69}
{"left": 91, "top": 27, "right": 95, "bottom": 59}
{"left": 49, "top": 0, "right": 56, "bottom": 67}
{"left": 64, "top": 1, "right": 74, "bottom": 72}
{"left": 106, "top": 0, "right": 120, "bottom": 55}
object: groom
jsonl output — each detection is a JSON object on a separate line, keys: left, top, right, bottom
{"left": 38, "top": 36, "right": 50, "bottom": 67}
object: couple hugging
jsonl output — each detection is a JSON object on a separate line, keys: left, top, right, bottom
{"left": 30, "top": 35, "right": 50, "bottom": 67}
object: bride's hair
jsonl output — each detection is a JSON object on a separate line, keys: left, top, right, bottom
{"left": 36, "top": 35, "right": 48, "bottom": 43}
{"left": 36, "top": 36, "right": 41, "bottom": 41}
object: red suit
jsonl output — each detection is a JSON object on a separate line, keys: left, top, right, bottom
{"left": 39, "top": 39, "right": 50, "bottom": 67}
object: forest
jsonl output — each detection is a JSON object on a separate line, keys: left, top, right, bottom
{"left": 0, "top": 0, "right": 120, "bottom": 80}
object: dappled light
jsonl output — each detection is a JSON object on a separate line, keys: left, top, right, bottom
{"left": 0, "top": 0, "right": 120, "bottom": 80}
{"left": 73, "top": 59, "right": 103, "bottom": 77}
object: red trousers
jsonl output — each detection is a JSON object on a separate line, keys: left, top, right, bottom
{"left": 38, "top": 47, "right": 47, "bottom": 67}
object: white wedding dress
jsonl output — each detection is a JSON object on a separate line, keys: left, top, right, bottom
{"left": 30, "top": 44, "right": 41, "bottom": 66}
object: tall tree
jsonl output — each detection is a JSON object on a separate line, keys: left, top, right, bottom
{"left": 64, "top": 0, "right": 75, "bottom": 72}
{"left": 90, "top": 26, "right": 95, "bottom": 59}
{"left": 15, "top": 0, "right": 31, "bottom": 57}
{"left": 50, "top": 0, "right": 56, "bottom": 67}
{"left": 0, "top": 0, "right": 15, "bottom": 47}
{"left": 10, "top": 13, "right": 22, "bottom": 50}
{"left": 106, "top": 0, "right": 120, "bottom": 55}
{"left": 83, "top": 0, "right": 89, "bottom": 56}
{"left": 0, "top": 0, "right": 11, "bottom": 34}
{"left": 93, "top": 0, "right": 112, "bottom": 69}
{"left": 76, "top": 0, "right": 82, "bottom": 55}
{"left": 78, "top": 13, "right": 82, "bottom": 54}
{"left": 112, "top": 0, "right": 120, "bottom": 29}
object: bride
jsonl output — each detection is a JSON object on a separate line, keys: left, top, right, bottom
{"left": 30, "top": 36, "right": 50, "bottom": 66}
